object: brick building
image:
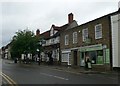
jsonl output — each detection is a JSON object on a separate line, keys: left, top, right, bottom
{"left": 39, "top": 13, "right": 78, "bottom": 64}
{"left": 60, "top": 10, "right": 119, "bottom": 70}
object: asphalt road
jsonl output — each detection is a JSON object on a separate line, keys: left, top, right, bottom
{"left": 1, "top": 59, "right": 119, "bottom": 85}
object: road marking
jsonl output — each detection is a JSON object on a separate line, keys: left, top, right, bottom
{"left": 2, "top": 72, "right": 17, "bottom": 84}
{"left": 1, "top": 72, "right": 18, "bottom": 86}
{"left": 40, "top": 66, "right": 82, "bottom": 75}
{"left": 40, "top": 73, "right": 69, "bottom": 80}
{"left": 1, "top": 74, "right": 13, "bottom": 85}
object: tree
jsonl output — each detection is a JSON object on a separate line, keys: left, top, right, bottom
{"left": 10, "top": 29, "right": 40, "bottom": 59}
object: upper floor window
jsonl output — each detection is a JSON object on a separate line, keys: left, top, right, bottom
{"left": 82, "top": 28, "right": 88, "bottom": 42}
{"left": 65, "top": 35, "right": 69, "bottom": 45}
{"left": 95, "top": 24, "right": 102, "bottom": 39}
{"left": 73, "top": 32, "right": 77, "bottom": 44}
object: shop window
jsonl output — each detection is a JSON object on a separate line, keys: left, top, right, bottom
{"left": 89, "top": 51, "right": 97, "bottom": 64}
{"left": 62, "top": 53, "right": 69, "bottom": 62}
{"left": 80, "top": 52, "right": 85, "bottom": 67}
{"left": 89, "top": 51, "right": 103, "bottom": 64}
{"left": 97, "top": 50, "right": 103, "bottom": 64}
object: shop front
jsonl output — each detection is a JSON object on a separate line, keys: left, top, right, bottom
{"left": 61, "top": 49, "right": 71, "bottom": 65}
{"left": 79, "top": 44, "right": 110, "bottom": 70}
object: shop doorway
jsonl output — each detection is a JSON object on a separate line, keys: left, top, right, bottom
{"left": 73, "top": 50, "right": 77, "bottom": 65}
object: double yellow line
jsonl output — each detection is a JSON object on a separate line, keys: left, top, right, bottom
{"left": 1, "top": 72, "right": 18, "bottom": 86}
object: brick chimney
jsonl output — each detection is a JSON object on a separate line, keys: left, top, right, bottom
{"left": 68, "top": 13, "right": 73, "bottom": 23}
{"left": 36, "top": 29, "right": 40, "bottom": 36}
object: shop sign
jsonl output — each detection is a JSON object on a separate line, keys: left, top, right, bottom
{"left": 80, "top": 44, "right": 103, "bottom": 52}
{"left": 84, "top": 38, "right": 92, "bottom": 44}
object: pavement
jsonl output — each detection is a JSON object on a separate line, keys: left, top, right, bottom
{"left": 40, "top": 63, "right": 119, "bottom": 75}
{"left": 3, "top": 59, "right": 119, "bottom": 76}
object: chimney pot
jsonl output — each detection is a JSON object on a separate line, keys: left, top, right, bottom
{"left": 36, "top": 29, "right": 40, "bottom": 36}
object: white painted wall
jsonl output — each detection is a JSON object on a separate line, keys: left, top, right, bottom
{"left": 118, "top": 13, "right": 120, "bottom": 68}
{"left": 55, "top": 36, "right": 60, "bottom": 44}
{"left": 43, "top": 36, "right": 60, "bottom": 46}
{"left": 54, "top": 30, "right": 58, "bottom": 34}
{"left": 50, "top": 27, "right": 54, "bottom": 37}
{"left": 111, "top": 13, "right": 120, "bottom": 67}
{"left": 21, "top": 54, "right": 24, "bottom": 60}
{"left": 41, "top": 52, "right": 45, "bottom": 61}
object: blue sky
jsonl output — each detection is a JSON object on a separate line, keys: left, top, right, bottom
{"left": 0, "top": 0, "right": 119, "bottom": 48}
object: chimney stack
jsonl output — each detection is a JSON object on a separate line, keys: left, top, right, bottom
{"left": 68, "top": 13, "right": 73, "bottom": 23}
{"left": 36, "top": 29, "right": 40, "bottom": 36}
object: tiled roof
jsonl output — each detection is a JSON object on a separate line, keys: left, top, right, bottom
{"left": 40, "top": 24, "right": 69, "bottom": 39}
{"left": 39, "top": 20, "right": 77, "bottom": 39}
{"left": 52, "top": 25, "right": 61, "bottom": 31}
{"left": 40, "top": 30, "right": 50, "bottom": 39}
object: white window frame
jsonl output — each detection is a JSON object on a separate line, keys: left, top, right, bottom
{"left": 82, "top": 28, "right": 88, "bottom": 42}
{"left": 73, "top": 32, "right": 77, "bottom": 44}
{"left": 62, "top": 53, "right": 69, "bottom": 62}
{"left": 65, "top": 35, "right": 69, "bottom": 45}
{"left": 95, "top": 24, "right": 102, "bottom": 39}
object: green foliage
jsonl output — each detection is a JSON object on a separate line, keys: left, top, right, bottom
{"left": 10, "top": 29, "right": 40, "bottom": 59}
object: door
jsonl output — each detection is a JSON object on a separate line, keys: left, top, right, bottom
{"left": 74, "top": 50, "right": 77, "bottom": 65}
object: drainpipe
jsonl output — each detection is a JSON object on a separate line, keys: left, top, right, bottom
{"left": 108, "top": 16, "right": 113, "bottom": 70}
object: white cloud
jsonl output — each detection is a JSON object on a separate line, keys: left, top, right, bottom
{"left": 0, "top": 3, "right": 2, "bottom": 48}
{"left": 1, "top": 0, "right": 119, "bottom": 47}
{"left": 0, "top": 0, "right": 120, "bottom": 2}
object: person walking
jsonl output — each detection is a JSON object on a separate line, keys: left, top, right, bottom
{"left": 85, "top": 55, "right": 92, "bottom": 70}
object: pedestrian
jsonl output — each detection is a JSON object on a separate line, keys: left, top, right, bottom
{"left": 14, "top": 58, "right": 17, "bottom": 63}
{"left": 85, "top": 55, "right": 89, "bottom": 69}
{"left": 87, "top": 58, "right": 92, "bottom": 69}
{"left": 85, "top": 55, "right": 92, "bottom": 70}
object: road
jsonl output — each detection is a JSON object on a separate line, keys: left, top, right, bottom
{"left": 1, "top": 59, "right": 119, "bottom": 85}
